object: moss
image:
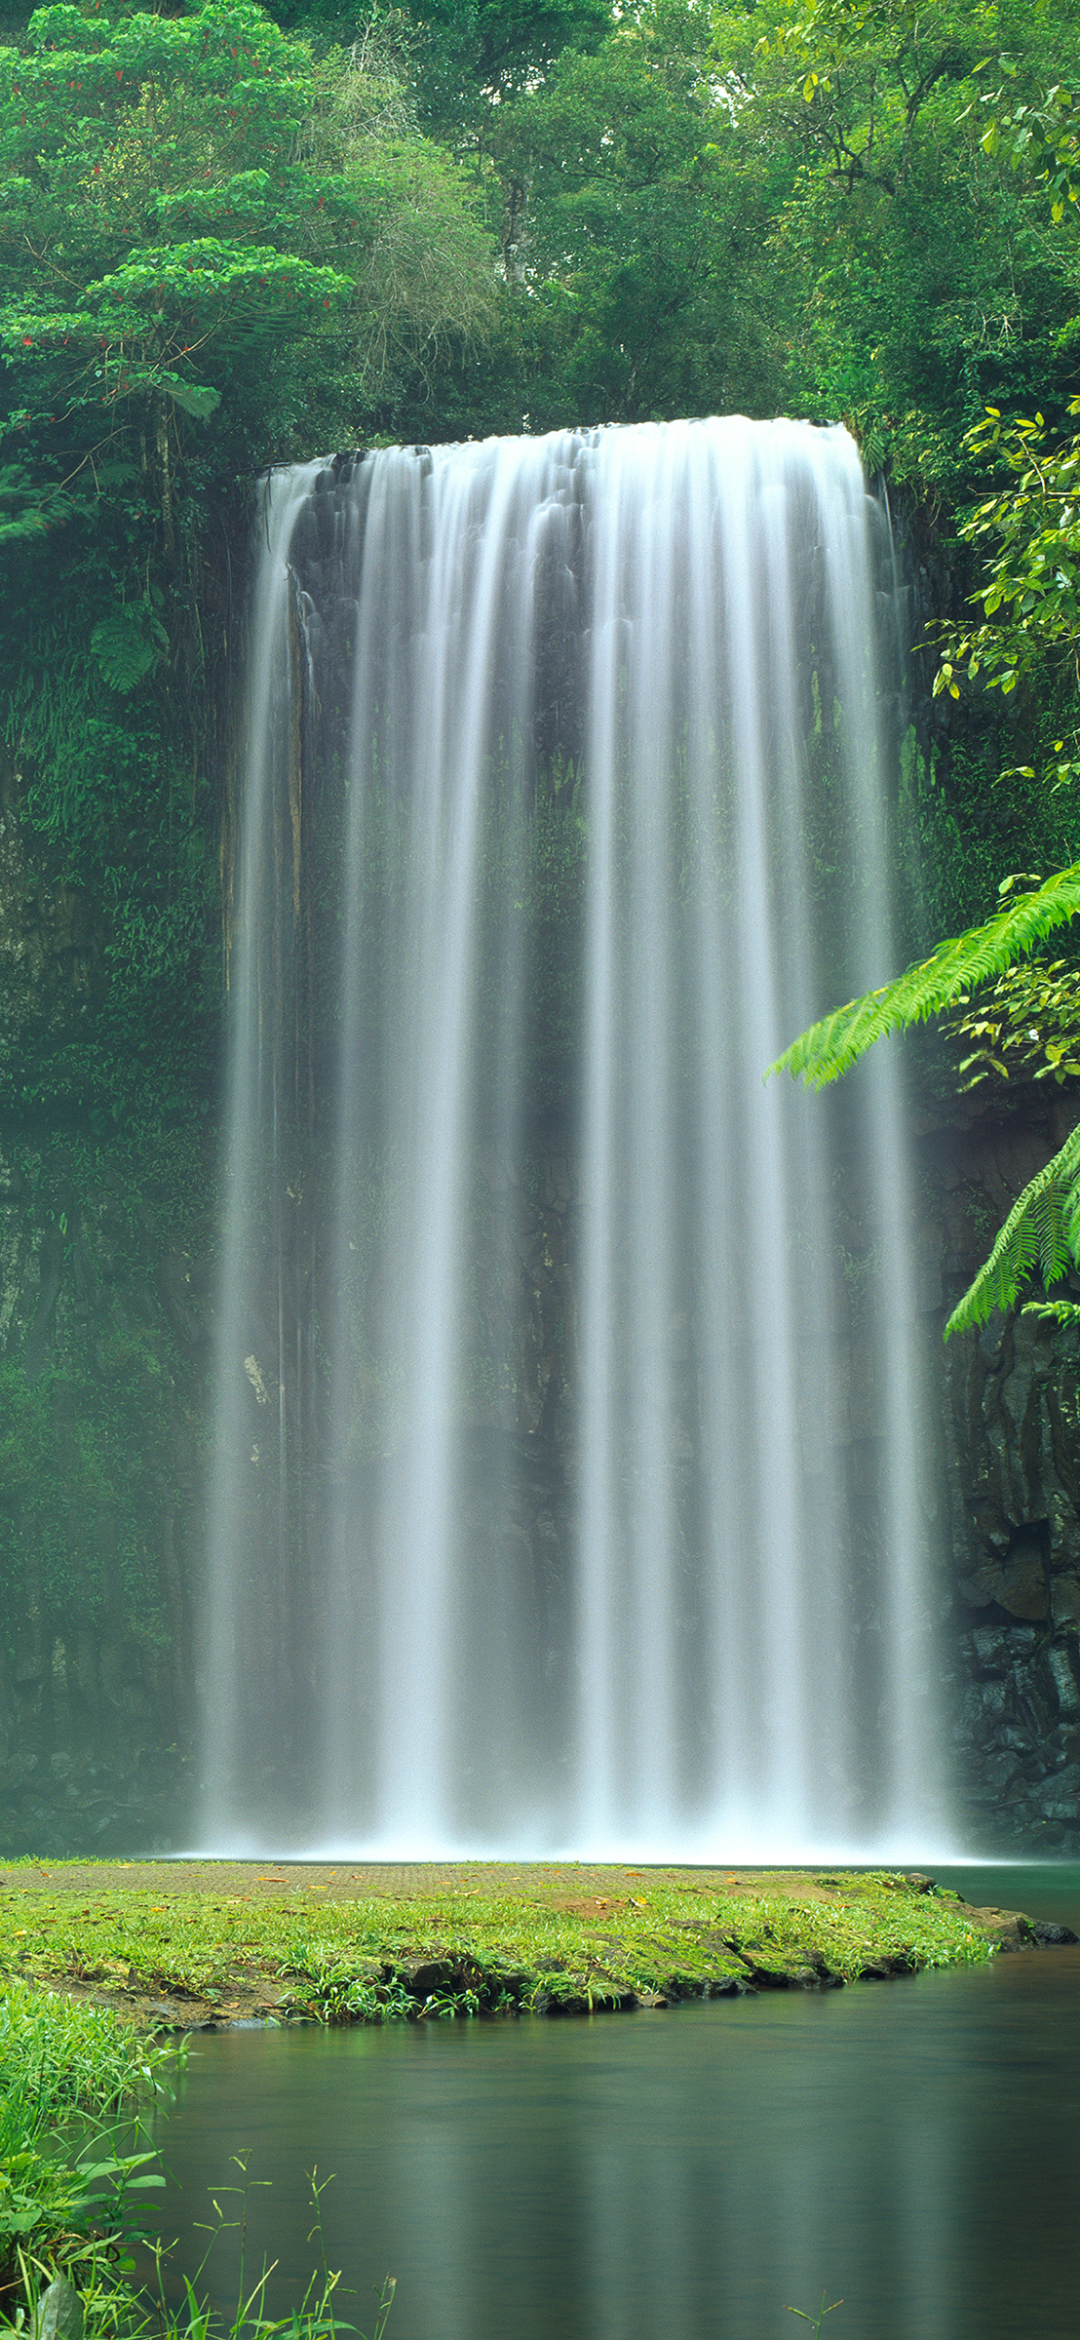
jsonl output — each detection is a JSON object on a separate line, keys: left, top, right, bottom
{"left": 0, "top": 1865, "right": 997, "bottom": 2026}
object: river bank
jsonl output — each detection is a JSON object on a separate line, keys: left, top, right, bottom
{"left": 0, "top": 1862, "right": 1061, "bottom": 2030}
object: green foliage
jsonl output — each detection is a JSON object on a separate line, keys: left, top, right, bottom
{"left": 945, "top": 1116, "right": 1080, "bottom": 1334}
{"left": 723, "top": 0, "right": 1080, "bottom": 485}
{"left": 0, "top": 1335, "right": 195, "bottom": 1658}
{"left": 0, "top": 0, "right": 496, "bottom": 484}
{"left": 934, "top": 401, "right": 1080, "bottom": 798}
{"left": 769, "top": 864, "right": 1080, "bottom": 1088}
{"left": 943, "top": 954, "right": 1080, "bottom": 1086}
{"left": 0, "top": 0, "right": 498, "bottom": 1141}
{"left": 976, "top": 66, "right": 1080, "bottom": 224}
{"left": 89, "top": 598, "right": 169, "bottom": 694}
{"left": 769, "top": 22, "right": 1080, "bottom": 1344}
{"left": 491, "top": 11, "right": 774, "bottom": 422}
{"left": 0, "top": 1870, "right": 994, "bottom": 2021}
{"left": 787, "top": 2300, "right": 843, "bottom": 2336}
{"left": 772, "top": 860, "right": 1080, "bottom": 1331}
{"left": 0, "top": 3, "right": 349, "bottom": 498}
{"left": 0, "top": 1987, "right": 392, "bottom": 2340}
{"left": 0, "top": 1973, "right": 170, "bottom": 2291}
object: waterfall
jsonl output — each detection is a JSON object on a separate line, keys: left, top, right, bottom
{"left": 201, "top": 416, "right": 948, "bottom": 1859}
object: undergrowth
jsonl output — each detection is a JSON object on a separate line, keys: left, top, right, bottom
{"left": 0, "top": 1976, "right": 171, "bottom": 2325}
{"left": 0, "top": 1983, "right": 394, "bottom": 2340}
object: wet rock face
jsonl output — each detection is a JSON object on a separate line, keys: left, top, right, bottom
{"left": 0, "top": 798, "right": 105, "bottom": 1096}
{"left": 922, "top": 1089, "right": 1080, "bottom": 1850}
{"left": 0, "top": 1120, "right": 208, "bottom": 1855}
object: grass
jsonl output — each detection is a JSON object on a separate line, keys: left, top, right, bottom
{"left": 0, "top": 1975, "right": 173, "bottom": 2321}
{"left": 0, "top": 1981, "right": 394, "bottom": 2340}
{"left": 0, "top": 1870, "right": 996, "bottom": 2024}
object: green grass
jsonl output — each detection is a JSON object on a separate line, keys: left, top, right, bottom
{"left": 0, "top": 1976, "right": 173, "bottom": 2318}
{"left": 0, "top": 1981, "right": 393, "bottom": 2340}
{"left": 0, "top": 1872, "right": 994, "bottom": 2022}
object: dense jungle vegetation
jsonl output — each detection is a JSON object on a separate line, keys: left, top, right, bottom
{"left": 2, "top": 0, "right": 1080, "bottom": 1126}
{"left": 4, "top": 0, "right": 1080, "bottom": 1790}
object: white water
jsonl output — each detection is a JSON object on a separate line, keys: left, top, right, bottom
{"left": 201, "top": 417, "right": 948, "bottom": 1859}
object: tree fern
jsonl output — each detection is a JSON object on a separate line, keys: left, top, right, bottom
{"left": 770, "top": 870, "right": 1080, "bottom": 1342}
{"left": 768, "top": 865, "right": 1080, "bottom": 1089}
{"left": 944, "top": 1119, "right": 1080, "bottom": 1337}
{"left": 90, "top": 599, "right": 168, "bottom": 694}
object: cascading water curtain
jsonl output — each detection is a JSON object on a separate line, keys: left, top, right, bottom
{"left": 202, "top": 417, "right": 949, "bottom": 1858}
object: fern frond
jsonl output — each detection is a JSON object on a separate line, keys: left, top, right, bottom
{"left": 90, "top": 599, "right": 168, "bottom": 693}
{"left": 944, "top": 1119, "right": 1080, "bottom": 1338}
{"left": 1023, "top": 1301, "right": 1080, "bottom": 1327}
{"left": 769, "top": 864, "right": 1080, "bottom": 1090}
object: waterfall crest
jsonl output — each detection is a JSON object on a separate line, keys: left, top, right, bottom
{"left": 202, "top": 417, "right": 947, "bottom": 1858}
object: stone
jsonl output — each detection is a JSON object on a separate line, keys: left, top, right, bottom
{"left": 1047, "top": 1646, "right": 1080, "bottom": 1714}
{"left": 975, "top": 1679, "right": 1007, "bottom": 1717}
{"left": 981, "top": 1751, "right": 1022, "bottom": 1794}
{"left": 998, "top": 1531, "right": 1049, "bottom": 1620}
{"left": 1035, "top": 1768, "right": 1080, "bottom": 1818}
{"left": 958, "top": 1558, "right": 1004, "bottom": 1609}
{"left": 970, "top": 1623, "right": 1024, "bottom": 1669}
{"left": 1050, "top": 1577, "right": 1080, "bottom": 1630}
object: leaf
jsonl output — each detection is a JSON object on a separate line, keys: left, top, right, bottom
{"left": 37, "top": 2277, "right": 84, "bottom": 2340}
{"left": 768, "top": 865, "right": 1080, "bottom": 1089}
{"left": 89, "top": 600, "right": 168, "bottom": 692}
{"left": 158, "top": 377, "right": 221, "bottom": 420}
{"left": 944, "top": 1120, "right": 1080, "bottom": 1338}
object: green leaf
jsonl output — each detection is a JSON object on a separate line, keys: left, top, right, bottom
{"left": 944, "top": 1120, "right": 1080, "bottom": 1337}
{"left": 768, "top": 866, "right": 1080, "bottom": 1090}
{"left": 89, "top": 601, "right": 168, "bottom": 693}
{"left": 158, "top": 378, "right": 222, "bottom": 419}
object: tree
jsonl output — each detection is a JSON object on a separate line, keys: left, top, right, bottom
{"left": 442, "top": 0, "right": 793, "bottom": 432}
{"left": 0, "top": 0, "right": 497, "bottom": 1116}
{"left": 723, "top": 0, "right": 1080, "bottom": 486}
{"left": 0, "top": 0, "right": 496, "bottom": 535}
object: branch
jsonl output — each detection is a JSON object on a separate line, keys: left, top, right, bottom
{"left": 768, "top": 865, "right": 1080, "bottom": 1089}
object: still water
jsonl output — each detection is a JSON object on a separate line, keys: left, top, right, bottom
{"left": 147, "top": 1868, "right": 1080, "bottom": 2340}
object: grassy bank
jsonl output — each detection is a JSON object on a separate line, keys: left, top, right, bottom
{"left": 0, "top": 1865, "right": 1009, "bottom": 2028}
{"left": 0, "top": 1975, "right": 394, "bottom": 2340}
{"left": 0, "top": 1975, "right": 173, "bottom": 2330}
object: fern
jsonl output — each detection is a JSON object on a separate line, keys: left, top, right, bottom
{"left": 769, "top": 865, "right": 1080, "bottom": 1343}
{"left": 943, "top": 1119, "right": 1080, "bottom": 1337}
{"left": 768, "top": 865, "right": 1080, "bottom": 1089}
{"left": 90, "top": 599, "right": 168, "bottom": 693}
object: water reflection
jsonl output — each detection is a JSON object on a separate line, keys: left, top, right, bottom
{"left": 147, "top": 1872, "right": 1080, "bottom": 2340}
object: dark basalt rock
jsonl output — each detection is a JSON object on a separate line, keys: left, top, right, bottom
{"left": 916, "top": 1085, "right": 1080, "bottom": 1850}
